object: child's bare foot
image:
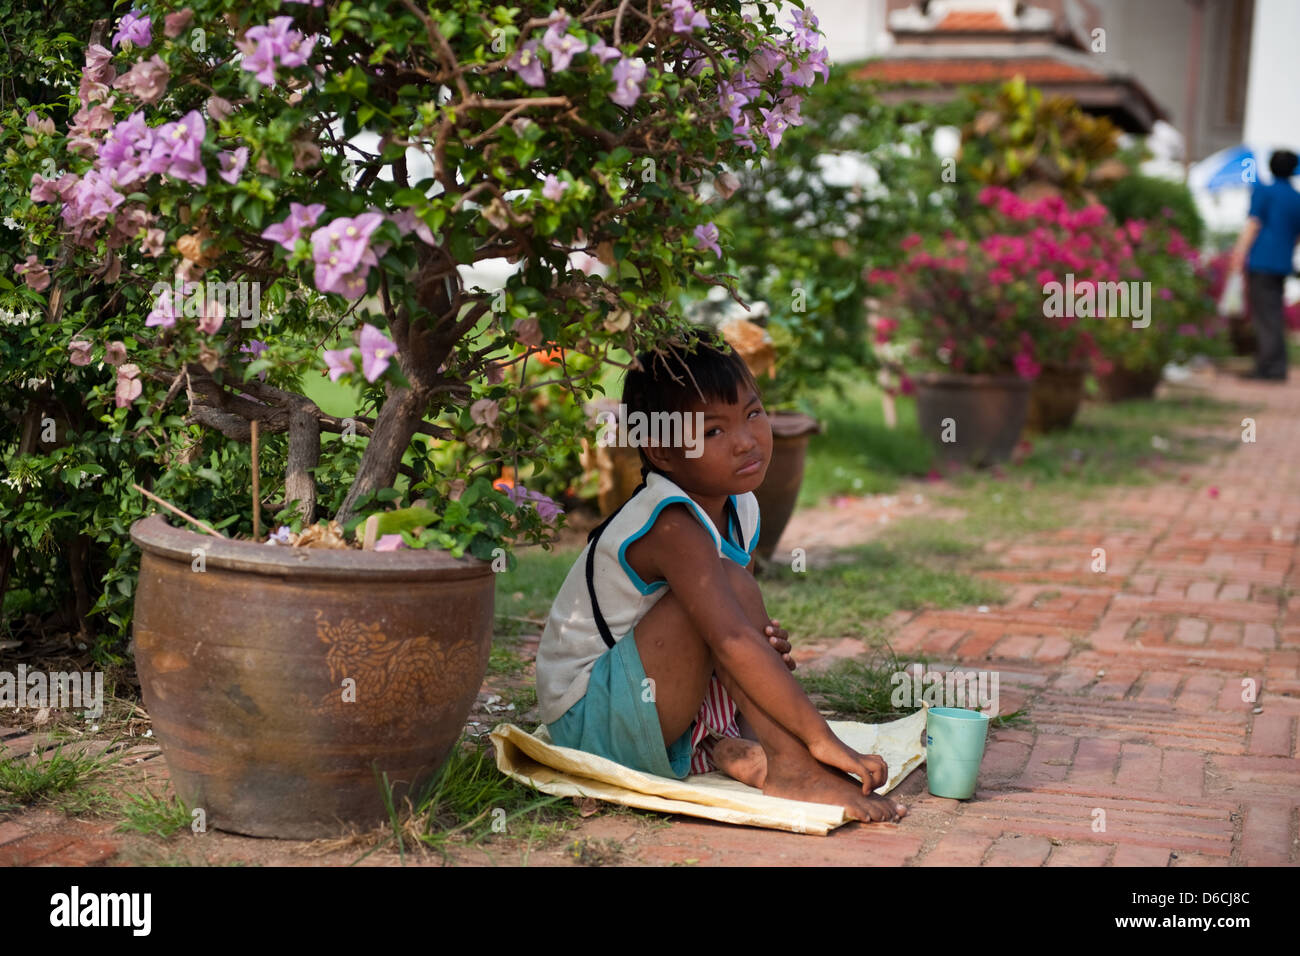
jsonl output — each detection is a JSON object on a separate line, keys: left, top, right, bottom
{"left": 712, "top": 737, "right": 766, "bottom": 788}
{"left": 761, "top": 747, "right": 907, "bottom": 824}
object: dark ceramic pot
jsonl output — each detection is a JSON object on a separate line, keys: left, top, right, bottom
{"left": 1025, "top": 364, "right": 1086, "bottom": 432}
{"left": 752, "top": 412, "right": 820, "bottom": 561}
{"left": 129, "top": 514, "right": 494, "bottom": 839}
{"left": 1097, "top": 364, "right": 1162, "bottom": 401}
{"left": 914, "top": 371, "right": 1030, "bottom": 467}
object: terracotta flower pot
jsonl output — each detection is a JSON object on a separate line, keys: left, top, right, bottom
{"left": 129, "top": 514, "right": 494, "bottom": 839}
{"left": 1097, "top": 364, "right": 1162, "bottom": 401}
{"left": 752, "top": 412, "right": 820, "bottom": 561}
{"left": 1024, "top": 364, "right": 1086, "bottom": 433}
{"left": 914, "top": 371, "right": 1030, "bottom": 467}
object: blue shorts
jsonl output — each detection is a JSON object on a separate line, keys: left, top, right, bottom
{"left": 547, "top": 628, "right": 694, "bottom": 779}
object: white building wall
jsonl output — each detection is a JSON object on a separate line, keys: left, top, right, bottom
{"left": 1242, "top": 0, "right": 1300, "bottom": 161}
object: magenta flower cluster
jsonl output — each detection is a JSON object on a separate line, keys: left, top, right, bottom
{"left": 235, "top": 17, "right": 317, "bottom": 87}
{"left": 323, "top": 324, "right": 399, "bottom": 384}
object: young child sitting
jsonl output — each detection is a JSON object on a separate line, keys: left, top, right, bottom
{"left": 535, "top": 339, "right": 907, "bottom": 823}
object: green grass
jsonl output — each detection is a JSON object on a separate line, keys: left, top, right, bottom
{"left": 362, "top": 736, "right": 579, "bottom": 865}
{"left": 494, "top": 544, "right": 580, "bottom": 637}
{"left": 797, "top": 375, "right": 935, "bottom": 505}
{"left": 797, "top": 650, "right": 926, "bottom": 723}
{"left": 0, "top": 743, "right": 117, "bottom": 810}
{"left": 114, "top": 788, "right": 192, "bottom": 839}
{"left": 762, "top": 532, "right": 1008, "bottom": 643}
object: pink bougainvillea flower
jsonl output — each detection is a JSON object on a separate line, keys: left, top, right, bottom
{"left": 113, "top": 54, "right": 169, "bottom": 104}
{"left": 610, "top": 57, "right": 647, "bottom": 107}
{"left": 1013, "top": 351, "right": 1042, "bottom": 379}
{"left": 669, "top": 0, "right": 709, "bottom": 33}
{"left": 387, "top": 208, "right": 437, "bottom": 247}
{"left": 164, "top": 9, "right": 194, "bottom": 38}
{"left": 322, "top": 347, "right": 356, "bottom": 382}
{"left": 206, "top": 95, "right": 235, "bottom": 121}
{"left": 507, "top": 39, "right": 545, "bottom": 88}
{"left": 236, "top": 17, "right": 316, "bottom": 87}
{"left": 112, "top": 10, "right": 151, "bottom": 49}
{"left": 541, "top": 174, "right": 569, "bottom": 201}
{"left": 217, "top": 146, "right": 249, "bottom": 185}
{"left": 262, "top": 201, "right": 326, "bottom": 252}
{"left": 358, "top": 323, "right": 397, "bottom": 382}
{"left": 1208, "top": 486, "right": 1219, "bottom": 498}
{"left": 14, "top": 255, "right": 51, "bottom": 292}
{"left": 542, "top": 22, "right": 587, "bottom": 71}
{"left": 141, "top": 227, "right": 167, "bottom": 257}
{"left": 197, "top": 295, "right": 224, "bottom": 335}
{"left": 145, "top": 287, "right": 178, "bottom": 328}
{"left": 69, "top": 339, "right": 93, "bottom": 366}
{"left": 98, "top": 111, "right": 156, "bottom": 188}
{"left": 693, "top": 222, "right": 721, "bottom": 258}
{"left": 505, "top": 484, "right": 564, "bottom": 524}
{"left": 374, "top": 534, "right": 407, "bottom": 551}
{"left": 115, "top": 364, "right": 142, "bottom": 407}
{"left": 104, "top": 341, "right": 128, "bottom": 366}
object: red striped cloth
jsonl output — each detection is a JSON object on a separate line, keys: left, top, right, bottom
{"left": 688, "top": 673, "right": 743, "bottom": 774}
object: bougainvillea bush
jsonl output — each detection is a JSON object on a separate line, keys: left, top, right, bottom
{"left": 3, "top": 0, "right": 829, "bottom": 572}
{"left": 867, "top": 185, "right": 1227, "bottom": 384}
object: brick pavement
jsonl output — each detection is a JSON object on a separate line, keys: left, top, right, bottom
{"left": 1, "top": 368, "right": 1296, "bottom": 866}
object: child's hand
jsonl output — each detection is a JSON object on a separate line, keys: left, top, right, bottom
{"left": 764, "top": 619, "right": 795, "bottom": 670}
{"left": 809, "top": 736, "right": 889, "bottom": 793}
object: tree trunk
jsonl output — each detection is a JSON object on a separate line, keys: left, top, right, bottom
{"left": 336, "top": 386, "right": 427, "bottom": 525}
{"left": 285, "top": 401, "right": 320, "bottom": 524}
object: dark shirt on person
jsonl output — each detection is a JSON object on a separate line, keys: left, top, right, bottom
{"left": 1247, "top": 178, "right": 1300, "bottom": 275}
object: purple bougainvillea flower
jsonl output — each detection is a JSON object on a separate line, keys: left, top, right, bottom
{"left": 504, "top": 484, "right": 564, "bottom": 524}
{"left": 374, "top": 534, "right": 407, "bottom": 551}
{"left": 693, "top": 222, "right": 722, "bottom": 258}
{"left": 217, "top": 146, "right": 249, "bottom": 185}
{"left": 236, "top": 17, "right": 316, "bottom": 87}
{"left": 145, "top": 287, "right": 178, "bottom": 329}
{"left": 387, "top": 209, "right": 437, "bottom": 247}
{"left": 541, "top": 174, "right": 569, "bottom": 201}
{"left": 98, "top": 111, "right": 156, "bottom": 188}
{"left": 310, "top": 212, "right": 384, "bottom": 297}
{"left": 197, "top": 295, "right": 224, "bottom": 335}
{"left": 786, "top": 46, "right": 830, "bottom": 88}
{"left": 758, "top": 105, "right": 790, "bottom": 150}
{"left": 587, "top": 37, "right": 622, "bottom": 63}
{"left": 149, "top": 110, "right": 206, "bottom": 186}
{"left": 240, "top": 339, "right": 269, "bottom": 381}
{"left": 610, "top": 57, "right": 647, "bottom": 107}
{"left": 717, "top": 80, "right": 753, "bottom": 123}
{"left": 265, "top": 525, "right": 295, "bottom": 546}
{"left": 669, "top": 0, "right": 709, "bottom": 34}
{"left": 322, "top": 347, "right": 356, "bottom": 382}
{"left": 507, "top": 39, "right": 545, "bottom": 88}
{"left": 261, "top": 202, "right": 326, "bottom": 252}
{"left": 112, "top": 10, "right": 152, "bottom": 49}
{"left": 358, "top": 323, "right": 397, "bottom": 382}
{"left": 543, "top": 22, "right": 587, "bottom": 71}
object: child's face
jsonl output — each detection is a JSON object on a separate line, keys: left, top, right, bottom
{"left": 651, "top": 386, "right": 773, "bottom": 497}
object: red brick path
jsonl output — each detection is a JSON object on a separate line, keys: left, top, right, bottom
{"left": 2, "top": 370, "right": 1296, "bottom": 866}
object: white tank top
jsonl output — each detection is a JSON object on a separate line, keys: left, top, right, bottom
{"left": 535, "top": 470, "right": 761, "bottom": 725}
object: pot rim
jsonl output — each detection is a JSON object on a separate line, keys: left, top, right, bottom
{"left": 130, "top": 513, "right": 491, "bottom": 581}
{"left": 767, "top": 410, "right": 820, "bottom": 438}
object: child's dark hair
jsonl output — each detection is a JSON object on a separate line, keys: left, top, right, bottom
{"left": 621, "top": 337, "right": 758, "bottom": 473}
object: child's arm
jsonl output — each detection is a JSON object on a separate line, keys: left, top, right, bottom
{"left": 627, "top": 504, "right": 885, "bottom": 791}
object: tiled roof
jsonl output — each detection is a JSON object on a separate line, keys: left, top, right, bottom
{"left": 935, "top": 10, "right": 1009, "bottom": 31}
{"left": 857, "top": 57, "right": 1103, "bottom": 84}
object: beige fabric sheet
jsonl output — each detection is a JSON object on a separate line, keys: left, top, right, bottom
{"left": 491, "top": 708, "right": 928, "bottom": 835}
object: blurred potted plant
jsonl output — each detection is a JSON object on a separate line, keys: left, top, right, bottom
{"left": 1090, "top": 217, "right": 1229, "bottom": 400}
{"left": 5, "top": 0, "right": 826, "bottom": 836}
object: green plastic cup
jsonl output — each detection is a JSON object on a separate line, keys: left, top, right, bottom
{"left": 925, "top": 706, "right": 991, "bottom": 799}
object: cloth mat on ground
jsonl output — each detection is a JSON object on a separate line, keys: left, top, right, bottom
{"left": 491, "top": 707, "right": 928, "bottom": 835}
